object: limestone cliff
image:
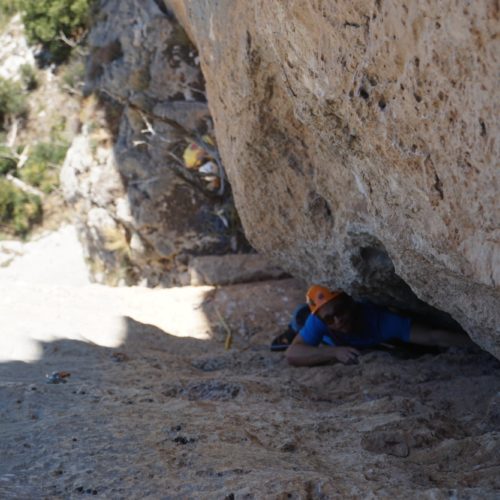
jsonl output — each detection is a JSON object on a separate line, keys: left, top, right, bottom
{"left": 166, "top": 0, "right": 499, "bottom": 356}
{"left": 61, "top": 0, "right": 250, "bottom": 287}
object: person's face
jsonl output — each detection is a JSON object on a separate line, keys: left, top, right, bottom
{"left": 317, "top": 300, "right": 352, "bottom": 333}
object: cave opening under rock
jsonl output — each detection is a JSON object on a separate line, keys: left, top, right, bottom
{"left": 349, "top": 238, "right": 471, "bottom": 340}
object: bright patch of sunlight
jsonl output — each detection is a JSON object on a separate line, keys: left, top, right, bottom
{"left": 0, "top": 283, "right": 213, "bottom": 363}
{"left": 121, "top": 285, "right": 213, "bottom": 340}
{"left": 0, "top": 335, "right": 43, "bottom": 363}
{"left": 0, "top": 224, "right": 212, "bottom": 363}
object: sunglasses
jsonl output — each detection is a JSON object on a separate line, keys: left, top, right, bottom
{"left": 321, "top": 306, "right": 350, "bottom": 324}
{"left": 321, "top": 313, "right": 338, "bottom": 324}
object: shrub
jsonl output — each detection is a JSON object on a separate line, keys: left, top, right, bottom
{"left": 19, "top": 141, "right": 69, "bottom": 193}
{"left": 19, "top": 0, "right": 94, "bottom": 63}
{"left": 19, "top": 160, "right": 59, "bottom": 193}
{"left": 20, "top": 63, "right": 38, "bottom": 91}
{"left": 0, "top": 1, "right": 20, "bottom": 29}
{"left": 0, "top": 177, "right": 42, "bottom": 236}
{"left": 0, "top": 77, "right": 27, "bottom": 129}
{"left": 29, "top": 141, "right": 68, "bottom": 166}
{"left": 0, "top": 0, "right": 20, "bottom": 17}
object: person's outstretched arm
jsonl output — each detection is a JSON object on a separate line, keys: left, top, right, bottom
{"left": 409, "top": 322, "right": 474, "bottom": 348}
{"left": 285, "top": 335, "right": 360, "bottom": 366}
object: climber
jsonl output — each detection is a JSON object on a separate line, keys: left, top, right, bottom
{"left": 280, "top": 285, "right": 474, "bottom": 367}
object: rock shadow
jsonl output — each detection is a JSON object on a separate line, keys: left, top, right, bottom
{"left": 0, "top": 315, "right": 214, "bottom": 497}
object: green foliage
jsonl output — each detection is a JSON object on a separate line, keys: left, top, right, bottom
{"left": 0, "top": 0, "right": 21, "bottom": 17}
{"left": 0, "top": 77, "right": 28, "bottom": 129}
{"left": 19, "top": 160, "right": 58, "bottom": 193}
{"left": 30, "top": 141, "right": 68, "bottom": 166}
{"left": 19, "top": 141, "right": 69, "bottom": 193}
{"left": 19, "top": 0, "right": 94, "bottom": 63}
{"left": 49, "top": 117, "right": 66, "bottom": 142}
{"left": 0, "top": 146, "right": 18, "bottom": 175}
{"left": 0, "top": 177, "right": 42, "bottom": 236}
{"left": 0, "top": 0, "right": 20, "bottom": 29}
{"left": 20, "top": 63, "right": 38, "bottom": 91}
{"left": 0, "top": 141, "right": 68, "bottom": 235}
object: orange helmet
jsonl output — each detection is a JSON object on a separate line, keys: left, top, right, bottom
{"left": 306, "top": 285, "right": 342, "bottom": 314}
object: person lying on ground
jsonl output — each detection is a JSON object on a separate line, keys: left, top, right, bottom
{"left": 285, "top": 285, "right": 474, "bottom": 367}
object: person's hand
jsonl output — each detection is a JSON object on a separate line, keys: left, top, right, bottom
{"left": 333, "top": 346, "right": 360, "bottom": 364}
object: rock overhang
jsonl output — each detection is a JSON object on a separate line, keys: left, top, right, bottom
{"left": 166, "top": 0, "right": 500, "bottom": 357}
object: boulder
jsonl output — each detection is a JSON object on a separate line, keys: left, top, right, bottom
{"left": 167, "top": 1, "right": 500, "bottom": 356}
{"left": 0, "top": 14, "right": 35, "bottom": 81}
{"left": 188, "top": 254, "right": 288, "bottom": 286}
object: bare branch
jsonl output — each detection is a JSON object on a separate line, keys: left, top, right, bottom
{"left": 5, "top": 173, "right": 43, "bottom": 197}
{"left": 16, "top": 145, "right": 30, "bottom": 169}
{"left": 128, "top": 176, "right": 160, "bottom": 186}
{"left": 58, "top": 30, "right": 79, "bottom": 48}
{"left": 56, "top": 29, "right": 88, "bottom": 57}
{"left": 6, "top": 119, "right": 18, "bottom": 148}
{"left": 60, "top": 83, "right": 84, "bottom": 97}
{"left": 139, "top": 111, "right": 156, "bottom": 136}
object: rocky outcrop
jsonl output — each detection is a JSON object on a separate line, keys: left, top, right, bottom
{"left": 61, "top": 0, "right": 251, "bottom": 286}
{"left": 0, "top": 14, "right": 35, "bottom": 81}
{"left": 163, "top": 1, "right": 500, "bottom": 356}
{"left": 188, "top": 254, "right": 289, "bottom": 286}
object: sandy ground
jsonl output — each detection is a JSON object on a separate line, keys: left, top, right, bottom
{"left": 0, "top": 226, "right": 499, "bottom": 498}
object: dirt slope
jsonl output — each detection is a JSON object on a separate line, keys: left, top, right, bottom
{"left": 0, "top": 228, "right": 499, "bottom": 498}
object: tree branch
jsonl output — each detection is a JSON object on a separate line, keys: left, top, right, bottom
{"left": 5, "top": 173, "right": 43, "bottom": 197}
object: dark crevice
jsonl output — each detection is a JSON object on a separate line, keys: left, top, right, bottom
{"left": 479, "top": 119, "right": 487, "bottom": 137}
{"left": 246, "top": 31, "right": 252, "bottom": 54}
{"left": 433, "top": 173, "right": 444, "bottom": 200}
{"left": 287, "top": 154, "right": 303, "bottom": 175}
{"left": 152, "top": 0, "right": 174, "bottom": 18}
{"left": 349, "top": 236, "right": 464, "bottom": 331}
{"left": 308, "top": 192, "right": 333, "bottom": 222}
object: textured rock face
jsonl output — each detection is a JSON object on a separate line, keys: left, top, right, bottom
{"left": 188, "top": 254, "right": 289, "bottom": 286}
{"left": 61, "top": 0, "right": 249, "bottom": 286}
{"left": 167, "top": 1, "right": 499, "bottom": 355}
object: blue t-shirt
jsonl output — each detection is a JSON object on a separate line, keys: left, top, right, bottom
{"left": 299, "top": 302, "right": 411, "bottom": 348}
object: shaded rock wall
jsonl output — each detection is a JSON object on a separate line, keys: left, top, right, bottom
{"left": 61, "top": 0, "right": 249, "bottom": 286}
{"left": 167, "top": 1, "right": 499, "bottom": 356}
